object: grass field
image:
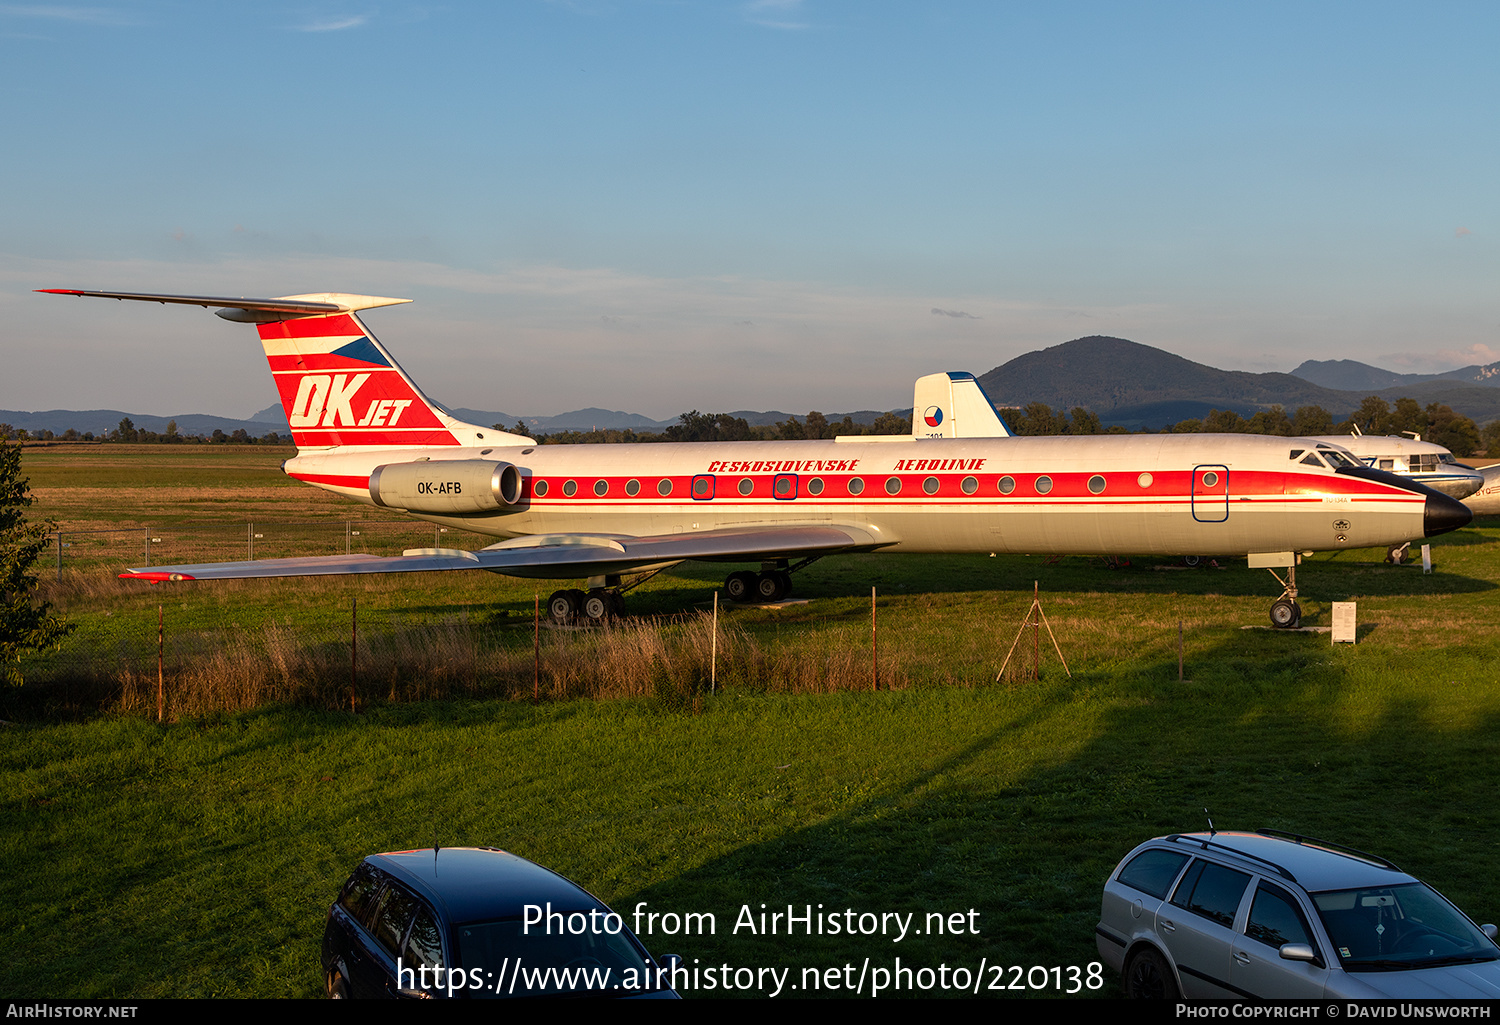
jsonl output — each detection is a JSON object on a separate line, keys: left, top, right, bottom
{"left": 4, "top": 443, "right": 1500, "bottom": 998}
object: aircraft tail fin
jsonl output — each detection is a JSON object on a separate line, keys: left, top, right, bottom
{"left": 912, "top": 372, "right": 1012, "bottom": 439}
{"left": 37, "top": 290, "right": 531, "bottom": 450}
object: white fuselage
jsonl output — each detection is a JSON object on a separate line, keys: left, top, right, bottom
{"left": 285, "top": 432, "right": 1432, "bottom": 559}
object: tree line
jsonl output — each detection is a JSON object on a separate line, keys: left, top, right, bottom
{"left": 4, "top": 395, "right": 1492, "bottom": 456}
{"left": 503, "top": 409, "right": 914, "bottom": 445}
{"left": 0, "top": 418, "right": 284, "bottom": 446}
{"left": 998, "top": 397, "right": 1486, "bottom": 456}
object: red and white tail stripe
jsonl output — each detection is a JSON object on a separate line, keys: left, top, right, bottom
{"left": 36, "top": 289, "right": 528, "bottom": 451}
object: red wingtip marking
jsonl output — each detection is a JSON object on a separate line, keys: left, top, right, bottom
{"left": 120, "top": 571, "right": 196, "bottom": 582}
{"left": 35, "top": 289, "right": 83, "bottom": 295}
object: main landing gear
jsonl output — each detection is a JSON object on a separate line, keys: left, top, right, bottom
{"left": 725, "top": 569, "right": 792, "bottom": 602}
{"left": 546, "top": 575, "right": 627, "bottom": 626}
{"left": 723, "top": 557, "right": 819, "bottom": 603}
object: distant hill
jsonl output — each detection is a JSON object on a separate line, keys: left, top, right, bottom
{"left": 1291, "top": 358, "right": 1500, "bottom": 391}
{"left": 976, "top": 337, "right": 1352, "bottom": 423}
{"left": 0, "top": 408, "right": 286, "bottom": 437}
{"left": 976, "top": 336, "right": 1500, "bottom": 430}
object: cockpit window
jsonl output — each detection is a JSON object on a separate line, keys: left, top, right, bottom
{"left": 1318, "top": 449, "right": 1361, "bottom": 469}
{"left": 1300, "top": 453, "right": 1326, "bottom": 467}
{"left": 1289, "top": 449, "right": 1305, "bottom": 461}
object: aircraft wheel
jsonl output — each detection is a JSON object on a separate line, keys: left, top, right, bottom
{"left": 1386, "top": 543, "right": 1409, "bottom": 564}
{"left": 548, "top": 589, "right": 583, "bottom": 625}
{"left": 725, "top": 571, "right": 756, "bottom": 602}
{"left": 755, "top": 571, "right": 787, "bottom": 602}
{"left": 776, "top": 570, "right": 793, "bottom": 596}
{"left": 583, "top": 591, "right": 613, "bottom": 623}
{"left": 1269, "top": 599, "right": 1301, "bottom": 629}
{"left": 607, "top": 590, "right": 625, "bottom": 619}
{"left": 1183, "top": 555, "right": 1202, "bottom": 568}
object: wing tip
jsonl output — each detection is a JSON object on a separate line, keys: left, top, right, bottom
{"left": 120, "top": 571, "right": 196, "bottom": 582}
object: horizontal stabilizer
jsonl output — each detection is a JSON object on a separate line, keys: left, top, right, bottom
{"left": 37, "top": 290, "right": 411, "bottom": 321}
{"left": 121, "top": 525, "right": 883, "bottom": 583}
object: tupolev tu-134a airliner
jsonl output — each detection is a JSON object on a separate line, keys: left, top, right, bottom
{"left": 40, "top": 289, "right": 1472, "bottom": 629}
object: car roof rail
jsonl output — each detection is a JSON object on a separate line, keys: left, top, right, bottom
{"left": 1165, "top": 833, "right": 1300, "bottom": 882}
{"left": 1254, "top": 829, "right": 1403, "bottom": 872}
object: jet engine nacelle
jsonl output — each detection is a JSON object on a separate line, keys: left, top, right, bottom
{"left": 369, "top": 459, "right": 523, "bottom": 515}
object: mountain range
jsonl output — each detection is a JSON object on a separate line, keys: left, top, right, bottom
{"left": 8, "top": 337, "right": 1499, "bottom": 438}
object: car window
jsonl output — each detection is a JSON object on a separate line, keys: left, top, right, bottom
{"left": 1171, "top": 859, "right": 1251, "bottom": 928}
{"left": 370, "top": 882, "right": 420, "bottom": 957}
{"left": 1313, "top": 883, "right": 1499, "bottom": 968}
{"left": 338, "top": 864, "right": 383, "bottom": 927}
{"left": 403, "top": 905, "right": 445, "bottom": 972}
{"left": 456, "top": 916, "right": 661, "bottom": 997}
{"left": 1246, "top": 883, "right": 1316, "bottom": 953}
{"left": 1117, "top": 849, "right": 1190, "bottom": 899}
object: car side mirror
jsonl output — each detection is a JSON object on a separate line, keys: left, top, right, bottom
{"left": 1483, "top": 924, "right": 1497, "bottom": 941}
{"left": 1279, "top": 943, "right": 1319, "bottom": 964}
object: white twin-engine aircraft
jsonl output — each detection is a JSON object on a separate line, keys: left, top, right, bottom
{"left": 42, "top": 289, "right": 1472, "bottom": 629}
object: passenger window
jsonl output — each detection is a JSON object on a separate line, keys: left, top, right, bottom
{"left": 1246, "top": 884, "right": 1315, "bottom": 953}
{"left": 1117, "top": 849, "right": 1190, "bottom": 899}
{"left": 1170, "top": 860, "right": 1251, "bottom": 928}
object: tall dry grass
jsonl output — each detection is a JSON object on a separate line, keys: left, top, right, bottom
{"left": 25, "top": 611, "right": 911, "bottom": 720}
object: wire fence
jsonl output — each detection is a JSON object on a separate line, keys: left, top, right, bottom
{"left": 44, "top": 518, "right": 485, "bottom": 578}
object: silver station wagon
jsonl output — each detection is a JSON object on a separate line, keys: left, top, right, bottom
{"left": 1096, "top": 830, "right": 1500, "bottom": 998}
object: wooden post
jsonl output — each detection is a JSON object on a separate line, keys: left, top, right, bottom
{"left": 1178, "top": 619, "right": 1184, "bottom": 681}
{"left": 711, "top": 591, "right": 718, "bottom": 695}
{"left": 533, "top": 593, "right": 540, "bottom": 702}
{"left": 56, "top": 531, "right": 62, "bottom": 581}
{"left": 1032, "top": 581, "right": 1040, "bottom": 680}
{"left": 157, "top": 604, "right": 164, "bottom": 723}
{"left": 350, "top": 594, "right": 358, "bottom": 713}
{"left": 871, "top": 586, "right": 878, "bottom": 691}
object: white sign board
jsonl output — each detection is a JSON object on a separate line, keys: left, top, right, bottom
{"left": 1331, "top": 602, "right": 1357, "bottom": 644}
{"left": 1422, "top": 544, "right": 1433, "bottom": 574}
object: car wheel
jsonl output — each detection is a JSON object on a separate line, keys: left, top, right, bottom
{"left": 1124, "top": 948, "right": 1178, "bottom": 999}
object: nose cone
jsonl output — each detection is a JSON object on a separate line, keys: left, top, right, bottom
{"left": 1426, "top": 491, "right": 1473, "bottom": 537}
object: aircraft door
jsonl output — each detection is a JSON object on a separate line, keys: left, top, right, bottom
{"left": 1192, "top": 465, "right": 1229, "bottom": 523}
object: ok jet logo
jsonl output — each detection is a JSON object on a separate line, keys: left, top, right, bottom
{"left": 289, "top": 373, "right": 415, "bottom": 429}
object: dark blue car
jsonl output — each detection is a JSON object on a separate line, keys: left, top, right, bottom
{"left": 322, "top": 847, "right": 679, "bottom": 999}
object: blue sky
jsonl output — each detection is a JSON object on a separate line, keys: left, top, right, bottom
{"left": 2, "top": 1, "right": 1495, "bottom": 420}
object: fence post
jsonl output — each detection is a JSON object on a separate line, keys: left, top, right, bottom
{"left": 144, "top": 527, "right": 150, "bottom": 567}
{"left": 56, "top": 531, "right": 62, "bottom": 581}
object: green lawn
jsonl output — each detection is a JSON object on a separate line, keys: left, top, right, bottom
{"left": 5, "top": 444, "right": 1500, "bottom": 998}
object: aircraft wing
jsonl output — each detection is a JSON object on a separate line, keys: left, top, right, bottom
{"left": 120, "top": 524, "right": 882, "bottom": 582}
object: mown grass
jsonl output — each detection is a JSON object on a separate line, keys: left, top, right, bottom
{"left": 5, "top": 445, "right": 1500, "bottom": 998}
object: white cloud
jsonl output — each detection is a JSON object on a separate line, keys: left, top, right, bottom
{"left": 295, "top": 14, "right": 367, "bottom": 32}
{"left": 743, "top": 0, "right": 809, "bottom": 30}
{"left": 0, "top": 4, "right": 133, "bottom": 25}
